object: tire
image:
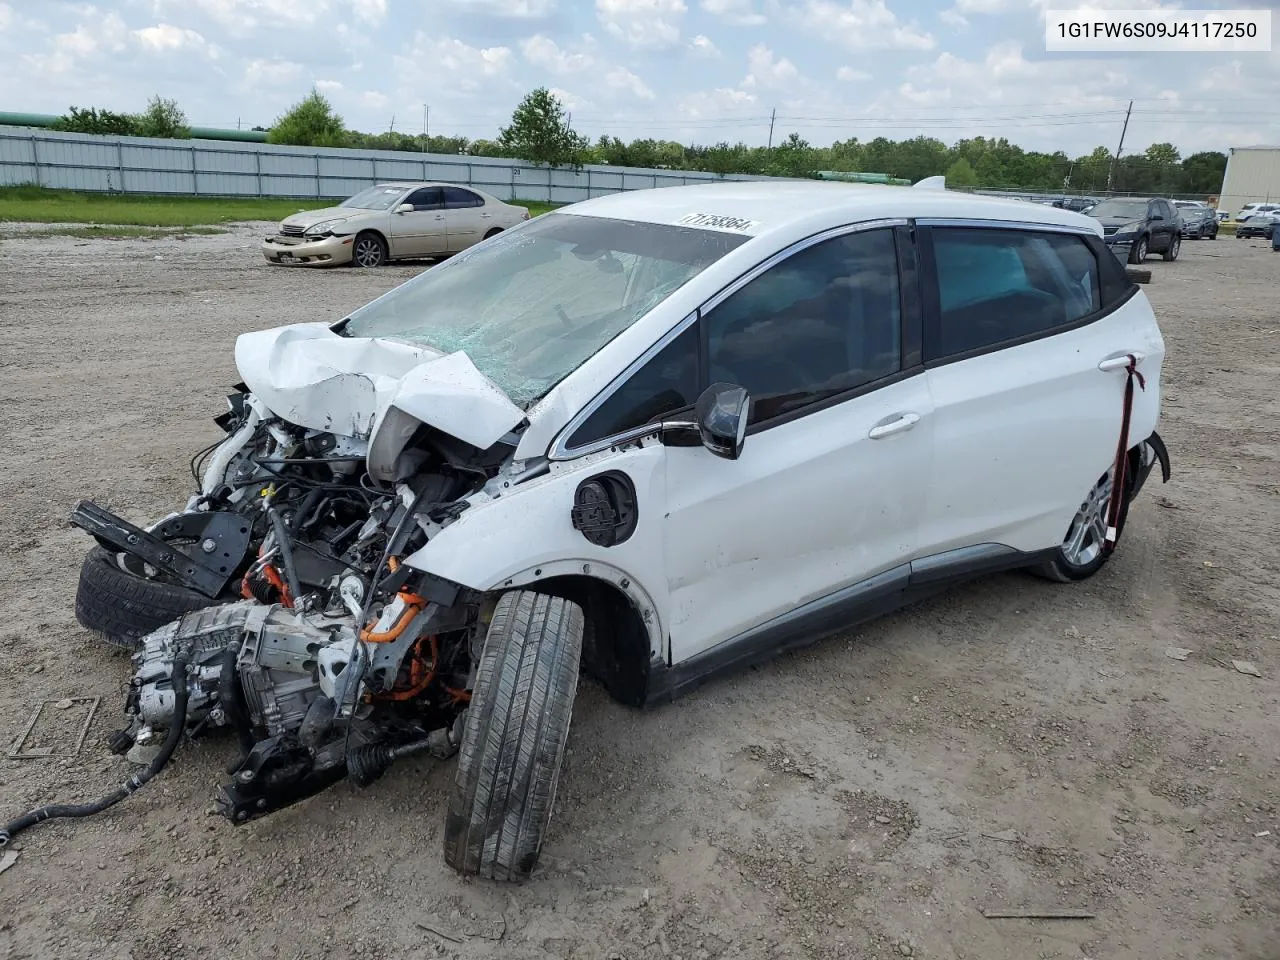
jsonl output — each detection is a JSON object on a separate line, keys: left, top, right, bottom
{"left": 444, "top": 591, "right": 584, "bottom": 881}
{"left": 75, "top": 546, "right": 218, "bottom": 649}
{"left": 351, "top": 231, "right": 387, "bottom": 268}
{"left": 483, "top": 227, "right": 504, "bottom": 240}
{"left": 1128, "top": 236, "right": 1148, "bottom": 263}
{"left": 1163, "top": 234, "right": 1180, "bottom": 261}
{"left": 1032, "top": 468, "right": 1131, "bottom": 583}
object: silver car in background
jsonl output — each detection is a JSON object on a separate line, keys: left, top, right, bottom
{"left": 1172, "top": 200, "right": 1219, "bottom": 240}
{"left": 262, "top": 182, "right": 530, "bottom": 268}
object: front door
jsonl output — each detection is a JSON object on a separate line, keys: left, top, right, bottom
{"left": 661, "top": 225, "right": 934, "bottom": 663}
{"left": 387, "top": 186, "right": 446, "bottom": 258}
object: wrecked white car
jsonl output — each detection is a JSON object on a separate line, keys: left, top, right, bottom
{"left": 2, "top": 182, "right": 1170, "bottom": 881}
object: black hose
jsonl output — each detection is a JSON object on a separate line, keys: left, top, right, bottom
{"left": 0, "top": 651, "right": 191, "bottom": 848}
{"left": 265, "top": 505, "right": 303, "bottom": 604}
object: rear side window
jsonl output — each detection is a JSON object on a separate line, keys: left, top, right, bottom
{"left": 1088, "top": 234, "right": 1138, "bottom": 307}
{"left": 926, "top": 228, "right": 1103, "bottom": 360}
{"left": 566, "top": 324, "right": 700, "bottom": 448}
{"left": 443, "top": 186, "right": 484, "bottom": 209}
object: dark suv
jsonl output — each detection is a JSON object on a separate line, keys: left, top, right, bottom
{"left": 1090, "top": 197, "right": 1182, "bottom": 264}
{"left": 1173, "top": 200, "right": 1219, "bottom": 240}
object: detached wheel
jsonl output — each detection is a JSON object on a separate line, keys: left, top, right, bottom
{"left": 1032, "top": 469, "right": 1130, "bottom": 583}
{"left": 351, "top": 231, "right": 387, "bottom": 268}
{"left": 75, "top": 546, "right": 217, "bottom": 649}
{"left": 444, "top": 590, "right": 584, "bottom": 881}
{"left": 1163, "top": 235, "right": 1181, "bottom": 261}
{"left": 1128, "top": 236, "right": 1148, "bottom": 263}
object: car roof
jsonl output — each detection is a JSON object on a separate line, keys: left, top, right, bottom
{"left": 555, "top": 181, "right": 1100, "bottom": 238}
{"left": 373, "top": 181, "right": 488, "bottom": 191}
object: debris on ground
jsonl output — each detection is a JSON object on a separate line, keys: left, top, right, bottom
{"left": 0, "top": 851, "right": 19, "bottom": 877}
{"left": 1232, "top": 660, "right": 1263, "bottom": 678}
{"left": 1165, "top": 647, "right": 1192, "bottom": 661}
{"left": 981, "top": 908, "right": 1096, "bottom": 920}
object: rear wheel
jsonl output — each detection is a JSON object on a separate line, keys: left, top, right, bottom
{"left": 1163, "top": 235, "right": 1180, "bottom": 261}
{"left": 444, "top": 590, "right": 584, "bottom": 881}
{"left": 483, "top": 227, "right": 504, "bottom": 240}
{"left": 351, "top": 231, "right": 387, "bottom": 268}
{"left": 1032, "top": 469, "right": 1129, "bottom": 582}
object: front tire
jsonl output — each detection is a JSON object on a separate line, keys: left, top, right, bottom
{"left": 351, "top": 231, "right": 387, "bottom": 268}
{"left": 75, "top": 546, "right": 218, "bottom": 648}
{"left": 1129, "top": 236, "right": 1148, "bottom": 263}
{"left": 444, "top": 591, "right": 584, "bottom": 881}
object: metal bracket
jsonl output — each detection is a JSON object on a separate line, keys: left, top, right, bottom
{"left": 9, "top": 698, "right": 100, "bottom": 759}
{"left": 69, "top": 500, "right": 252, "bottom": 598}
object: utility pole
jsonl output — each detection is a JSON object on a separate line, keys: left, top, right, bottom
{"left": 422, "top": 103, "right": 429, "bottom": 151}
{"left": 1106, "top": 99, "right": 1133, "bottom": 192}
{"left": 389, "top": 114, "right": 396, "bottom": 134}
{"left": 767, "top": 107, "right": 776, "bottom": 149}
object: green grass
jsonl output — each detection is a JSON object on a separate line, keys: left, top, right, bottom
{"left": 0, "top": 224, "right": 227, "bottom": 240}
{"left": 0, "top": 185, "right": 558, "bottom": 227}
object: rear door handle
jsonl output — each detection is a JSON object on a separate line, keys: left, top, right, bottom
{"left": 868, "top": 412, "right": 921, "bottom": 440}
{"left": 1099, "top": 353, "right": 1145, "bottom": 372}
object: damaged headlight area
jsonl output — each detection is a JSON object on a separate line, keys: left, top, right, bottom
{"left": 303, "top": 219, "right": 348, "bottom": 237}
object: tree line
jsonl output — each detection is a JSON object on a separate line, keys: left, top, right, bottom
{"left": 47, "top": 89, "right": 1227, "bottom": 197}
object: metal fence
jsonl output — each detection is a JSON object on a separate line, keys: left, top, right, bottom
{"left": 0, "top": 127, "right": 773, "bottom": 203}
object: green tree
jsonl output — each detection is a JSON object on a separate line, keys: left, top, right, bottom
{"left": 945, "top": 157, "right": 979, "bottom": 187}
{"left": 498, "top": 88, "right": 588, "bottom": 167}
{"left": 51, "top": 106, "right": 139, "bottom": 136}
{"left": 1144, "top": 142, "right": 1181, "bottom": 167}
{"left": 135, "top": 96, "right": 191, "bottom": 139}
{"left": 267, "top": 90, "right": 348, "bottom": 147}
{"left": 765, "top": 132, "right": 815, "bottom": 178}
{"left": 1180, "top": 151, "right": 1227, "bottom": 194}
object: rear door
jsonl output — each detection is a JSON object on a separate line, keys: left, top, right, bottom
{"left": 441, "top": 186, "right": 487, "bottom": 251}
{"left": 915, "top": 222, "right": 1163, "bottom": 559}
{"left": 387, "top": 186, "right": 446, "bottom": 258}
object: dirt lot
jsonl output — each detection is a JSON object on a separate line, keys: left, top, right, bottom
{"left": 0, "top": 223, "right": 1277, "bottom": 960}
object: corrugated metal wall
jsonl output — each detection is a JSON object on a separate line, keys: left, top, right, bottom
{"left": 0, "top": 127, "right": 776, "bottom": 202}
{"left": 1219, "top": 146, "right": 1280, "bottom": 215}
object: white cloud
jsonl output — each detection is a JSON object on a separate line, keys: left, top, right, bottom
{"left": 547, "top": 86, "right": 592, "bottom": 112}
{"left": 315, "top": 79, "right": 344, "bottom": 92}
{"left": 690, "top": 33, "right": 720, "bottom": 56}
{"left": 391, "top": 33, "right": 515, "bottom": 97}
{"left": 0, "top": 3, "right": 11, "bottom": 31}
{"left": 157, "top": 0, "right": 337, "bottom": 30}
{"left": 239, "top": 58, "right": 305, "bottom": 90}
{"left": 743, "top": 43, "right": 799, "bottom": 89}
{"left": 520, "top": 34, "right": 594, "bottom": 73}
{"left": 354, "top": 0, "right": 388, "bottom": 25}
{"left": 133, "top": 24, "right": 220, "bottom": 58}
{"left": 605, "top": 65, "right": 656, "bottom": 99}
{"left": 794, "top": 0, "right": 935, "bottom": 51}
{"left": 700, "top": 0, "right": 765, "bottom": 26}
{"left": 836, "top": 66, "right": 870, "bottom": 81}
{"left": 361, "top": 90, "right": 390, "bottom": 109}
{"left": 678, "top": 86, "right": 758, "bottom": 118}
{"left": 939, "top": 8, "right": 968, "bottom": 28}
{"left": 443, "top": 0, "right": 558, "bottom": 15}
{"left": 596, "top": 0, "right": 686, "bottom": 48}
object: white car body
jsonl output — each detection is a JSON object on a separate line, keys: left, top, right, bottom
{"left": 242, "top": 181, "right": 1167, "bottom": 698}
{"left": 261, "top": 182, "right": 529, "bottom": 267}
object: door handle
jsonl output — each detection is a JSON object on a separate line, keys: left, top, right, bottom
{"left": 480, "top": 212, "right": 492, "bottom": 218}
{"left": 868, "top": 412, "right": 920, "bottom": 440}
{"left": 1098, "top": 353, "right": 1145, "bottom": 372}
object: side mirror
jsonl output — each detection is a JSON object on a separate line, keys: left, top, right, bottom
{"left": 694, "top": 382, "right": 749, "bottom": 460}
{"left": 395, "top": 203, "right": 414, "bottom": 214}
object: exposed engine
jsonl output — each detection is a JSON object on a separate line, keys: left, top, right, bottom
{"left": 68, "top": 383, "right": 507, "bottom": 823}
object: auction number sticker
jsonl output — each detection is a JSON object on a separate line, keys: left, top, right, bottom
{"left": 1046, "top": 9, "right": 1271, "bottom": 51}
{"left": 678, "top": 212, "right": 760, "bottom": 231}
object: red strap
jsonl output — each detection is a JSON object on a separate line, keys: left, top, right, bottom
{"left": 1103, "top": 355, "right": 1146, "bottom": 555}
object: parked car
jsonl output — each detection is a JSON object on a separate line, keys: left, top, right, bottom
{"left": 261, "top": 182, "right": 530, "bottom": 267}
{"left": 1236, "top": 212, "right": 1280, "bottom": 240}
{"left": 1089, "top": 196, "right": 1182, "bottom": 263}
{"left": 1216, "top": 209, "right": 1230, "bottom": 222}
{"left": 1172, "top": 200, "right": 1218, "bottom": 239}
{"left": 1236, "top": 202, "right": 1280, "bottom": 222}
{"left": 23, "top": 183, "right": 1170, "bottom": 882}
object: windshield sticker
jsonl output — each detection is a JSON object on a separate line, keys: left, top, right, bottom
{"left": 678, "top": 212, "right": 760, "bottom": 232}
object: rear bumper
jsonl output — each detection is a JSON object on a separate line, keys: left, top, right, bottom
{"left": 261, "top": 234, "right": 354, "bottom": 266}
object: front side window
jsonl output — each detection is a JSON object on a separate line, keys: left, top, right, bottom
{"left": 703, "top": 228, "right": 902, "bottom": 425}
{"left": 928, "top": 227, "right": 1102, "bottom": 359}
{"left": 404, "top": 187, "right": 444, "bottom": 210}
{"left": 342, "top": 213, "right": 748, "bottom": 407}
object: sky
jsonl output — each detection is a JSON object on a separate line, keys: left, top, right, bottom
{"left": 2, "top": 0, "right": 1278, "bottom": 157}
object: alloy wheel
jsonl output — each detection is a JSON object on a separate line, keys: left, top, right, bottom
{"left": 354, "top": 236, "right": 384, "bottom": 267}
{"left": 1061, "top": 471, "right": 1113, "bottom": 567}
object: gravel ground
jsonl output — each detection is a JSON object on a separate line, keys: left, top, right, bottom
{"left": 0, "top": 223, "right": 1277, "bottom": 960}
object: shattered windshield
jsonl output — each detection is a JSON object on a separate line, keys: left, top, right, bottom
{"left": 339, "top": 186, "right": 406, "bottom": 210}
{"left": 342, "top": 213, "right": 750, "bottom": 407}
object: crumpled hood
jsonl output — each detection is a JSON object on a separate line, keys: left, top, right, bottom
{"left": 280, "top": 207, "right": 354, "bottom": 229}
{"left": 233, "top": 323, "right": 526, "bottom": 451}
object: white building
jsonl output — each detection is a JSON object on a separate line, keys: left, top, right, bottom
{"left": 1220, "top": 146, "right": 1280, "bottom": 217}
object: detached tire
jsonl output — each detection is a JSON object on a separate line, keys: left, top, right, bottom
{"left": 75, "top": 546, "right": 217, "bottom": 649}
{"left": 444, "top": 590, "right": 584, "bottom": 881}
